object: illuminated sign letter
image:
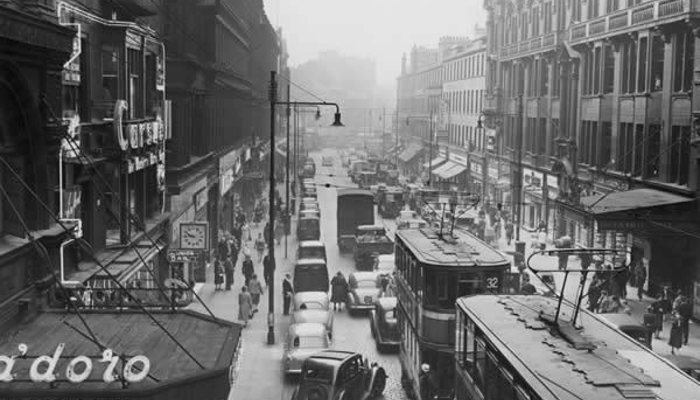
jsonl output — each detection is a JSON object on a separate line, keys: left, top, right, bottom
{"left": 0, "top": 355, "right": 15, "bottom": 382}
{"left": 29, "top": 343, "right": 64, "bottom": 382}
{"left": 66, "top": 355, "right": 92, "bottom": 383}
{"left": 100, "top": 348, "right": 120, "bottom": 383}
{"left": 124, "top": 355, "right": 150, "bottom": 382}
{"left": 114, "top": 101, "right": 129, "bottom": 151}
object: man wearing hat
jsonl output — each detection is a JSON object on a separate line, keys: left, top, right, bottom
{"left": 282, "top": 273, "right": 293, "bottom": 315}
{"left": 419, "top": 363, "right": 435, "bottom": 400}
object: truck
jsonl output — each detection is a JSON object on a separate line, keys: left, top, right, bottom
{"left": 337, "top": 188, "right": 374, "bottom": 252}
{"left": 353, "top": 225, "right": 394, "bottom": 270}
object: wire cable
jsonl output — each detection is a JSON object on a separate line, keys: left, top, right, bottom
{"left": 0, "top": 154, "right": 206, "bottom": 370}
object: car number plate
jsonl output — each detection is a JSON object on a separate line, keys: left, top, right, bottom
{"left": 364, "top": 296, "right": 373, "bottom": 304}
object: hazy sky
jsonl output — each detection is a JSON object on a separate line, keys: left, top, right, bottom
{"left": 262, "top": 0, "right": 487, "bottom": 85}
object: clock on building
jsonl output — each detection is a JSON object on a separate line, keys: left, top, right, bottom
{"left": 179, "top": 222, "right": 209, "bottom": 250}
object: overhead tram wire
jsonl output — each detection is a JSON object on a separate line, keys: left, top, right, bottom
{"left": 41, "top": 96, "right": 222, "bottom": 325}
{"left": 0, "top": 184, "right": 160, "bottom": 384}
{"left": 0, "top": 154, "right": 206, "bottom": 370}
{"left": 0, "top": 183, "right": 102, "bottom": 350}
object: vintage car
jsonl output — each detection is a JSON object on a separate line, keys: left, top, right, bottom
{"left": 321, "top": 156, "right": 334, "bottom": 167}
{"left": 372, "top": 254, "right": 395, "bottom": 275}
{"left": 284, "top": 323, "right": 332, "bottom": 375}
{"left": 297, "top": 215, "right": 321, "bottom": 241}
{"left": 293, "top": 291, "right": 330, "bottom": 312}
{"left": 291, "top": 350, "right": 386, "bottom": 400}
{"left": 369, "top": 297, "right": 399, "bottom": 352}
{"left": 293, "top": 259, "right": 329, "bottom": 294}
{"left": 297, "top": 240, "right": 327, "bottom": 263}
{"left": 292, "top": 307, "right": 334, "bottom": 339}
{"left": 346, "top": 272, "right": 383, "bottom": 314}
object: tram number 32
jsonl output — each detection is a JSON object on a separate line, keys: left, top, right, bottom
{"left": 485, "top": 277, "right": 500, "bottom": 290}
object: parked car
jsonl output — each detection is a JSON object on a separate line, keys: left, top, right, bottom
{"left": 292, "top": 307, "right": 334, "bottom": 339}
{"left": 283, "top": 323, "right": 332, "bottom": 375}
{"left": 293, "top": 291, "right": 330, "bottom": 312}
{"left": 346, "top": 272, "right": 383, "bottom": 314}
{"left": 369, "top": 297, "right": 399, "bottom": 352}
{"left": 321, "top": 157, "right": 334, "bottom": 167}
{"left": 293, "top": 259, "right": 329, "bottom": 293}
{"left": 297, "top": 240, "right": 327, "bottom": 263}
{"left": 290, "top": 350, "right": 387, "bottom": 400}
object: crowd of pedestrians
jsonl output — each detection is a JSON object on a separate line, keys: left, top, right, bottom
{"left": 209, "top": 191, "right": 287, "bottom": 328}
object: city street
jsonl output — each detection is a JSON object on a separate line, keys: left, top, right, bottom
{"left": 188, "top": 148, "right": 407, "bottom": 400}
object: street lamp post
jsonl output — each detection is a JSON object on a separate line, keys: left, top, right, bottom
{"left": 428, "top": 110, "right": 434, "bottom": 187}
{"left": 514, "top": 94, "right": 524, "bottom": 242}
{"left": 267, "top": 71, "right": 277, "bottom": 345}
{"left": 267, "top": 71, "right": 344, "bottom": 345}
{"left": 285, "top": 84, "right": 291, "bottom": 259}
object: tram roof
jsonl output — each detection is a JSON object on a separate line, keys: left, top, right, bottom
{"left": 395, "top": 228, "right": 508, "bottom": 267}
{"left": 456, "top": 295, "right": 700, "bottom": 400}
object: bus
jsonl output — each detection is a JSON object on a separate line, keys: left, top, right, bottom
{"left": 454, "top": 294, "right": 700, "bottom": 400}
{"left": 394, "top": 228, "right": 510, "bottom": 400}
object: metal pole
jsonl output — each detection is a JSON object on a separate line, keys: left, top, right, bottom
{"left": 428, "top": 111, "right": 434, "bottom": 187}
{"left": 267, "top": 71, "right": 277, "bottom": 345}
{"left": 293, "top": 106, "right": 298, "bottom": 207}
{"left": 285, "top": 84, "right": 290, "bottom": 259}
{"left": 514, "top": 94, "right": 524, "bottom": 241}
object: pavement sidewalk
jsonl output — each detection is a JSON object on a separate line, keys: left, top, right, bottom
{"left": 187, "top": 183, "right": 299, "bottom": 399}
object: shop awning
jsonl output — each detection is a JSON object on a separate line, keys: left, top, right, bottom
{"left": 423, "top": 156, "right": 446, "bottom": 168}
{"left": 580, "top": 188, "right": 693, "bottom": 216}
{"left": 431, "top": 161, "right": 458, "bottom": 177}
{"left": 398, "top": 144, "right": 423, "bottom": 163}
{"left": 439, "top": 163, "right": 467, "bottom": 179}
{"left": 0, "top": 310, "right": 241, "bottom": 398}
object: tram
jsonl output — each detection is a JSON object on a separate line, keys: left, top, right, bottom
{"left": 454, "top": 294, "right": 700, "bottom": 400}
{"left": 394, "top": 228, "right": 510, "bottom": 400}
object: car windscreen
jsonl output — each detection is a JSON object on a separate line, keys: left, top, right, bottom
{"left": 299, "top": 219, "right": 319, "bottom": 231}
{"left": 300, "top": 248, "right": 325, "bottom": 260}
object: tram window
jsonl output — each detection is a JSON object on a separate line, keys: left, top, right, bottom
{"left": 458, "top": 316, "right": 475, "bottom": 369}
{"left": 474, "top": 338, "right": 487, "bottom": 392}
{"left": 485, "top": 351, "right": 503, "bottom": 400}
{"left": 497, "top": 366, "right": 516, "bottom": 400}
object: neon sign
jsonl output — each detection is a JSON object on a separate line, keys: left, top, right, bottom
{"left": 0, "top": 343, "right": 151, "bottom": 384}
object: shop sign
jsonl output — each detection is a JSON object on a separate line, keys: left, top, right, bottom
{"left": 596, "top": 219, "right": 647, "bottom": 231}
{"left": 60, "top": 115, "right": 81, "bottom": 159}
{"left": 449, "top": 153, "right": 467, "bottom": 166}
{"left": 194, "top": 188, "right": 208, "bottom": 212}
{"left": 471, "top": 162, "right": 482, "bottom": 175}
{"left": 62, "top": 187, "right": 81, "bottom": 220}
{"left": 114, "top": 100, "right": 165, "bottom": 151}
{"left": 523, "top": 168, "right": 543, "bottom": 189}
{"left": 156, "top": 56, "right": 165, "bottom": 91}
{"left": 167, "top": 249, "right": 200, "bottom": 262}
{"left": 127, "top": 149, "right": 164, "bottom": 173}
{"left": 62, "top": 34, "right": 81, "bottom": 85}
{"left": 0, "top": 344, "right": 150, "bottom": 383}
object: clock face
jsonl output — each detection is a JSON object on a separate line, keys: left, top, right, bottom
{"left": 180, "top": 223, "right": 208, "bottom": 250}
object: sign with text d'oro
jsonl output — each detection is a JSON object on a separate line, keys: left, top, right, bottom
{"left": 0, "top": 343, "right": 150, "bottom": 385}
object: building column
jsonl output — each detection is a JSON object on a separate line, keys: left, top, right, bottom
{"left": 610, "top": 40, "right": 623, "bottom": 163}
{"left": 658, "top": 32, "right": 674, "bottom": 181}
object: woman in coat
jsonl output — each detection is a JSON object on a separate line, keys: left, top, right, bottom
{"left": 238, "top": 286, "right": 253, "bottom": 327}
{"left": 248, "top": 274, "right": 263, "bottom": 313}
{"left": 330, "top": 272, "right": 349, "bottom": 311}
{"left": 669, "top": 312, "right": 683, "bottom": 354}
